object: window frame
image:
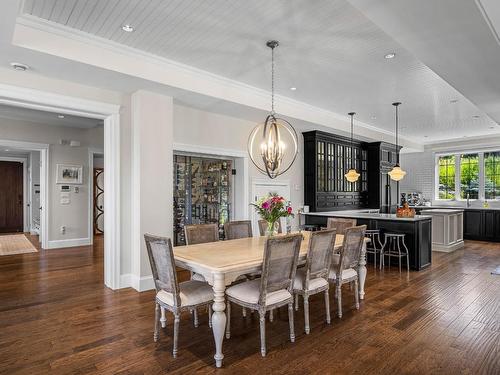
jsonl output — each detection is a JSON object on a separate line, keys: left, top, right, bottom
{"left": 435, "top": 149, "right": 498, "bottom": 201}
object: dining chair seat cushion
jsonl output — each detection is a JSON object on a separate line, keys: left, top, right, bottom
{"left": 293, "top": 268, "right": 328, "bottom": 292}
{"left": 156, "top": 280, "right": 213, "bottom": 307}
{"left": 226, "top": 278, "right": 292, "bottom": 306}
{"left": 329, "top": 268, "right": 357, "bottom": 281}
{"left": 191, "top": 272, "right": 206, "bottom": 282}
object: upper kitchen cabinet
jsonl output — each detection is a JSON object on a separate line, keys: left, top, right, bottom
{"left": 303, "top": 131, "right": 368, "bottom": 212}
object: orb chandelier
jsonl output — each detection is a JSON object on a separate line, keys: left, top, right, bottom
{"left": 248, "top": 40, "right": 298, "bottom": 179}
{"left": 345, "top": 112, "right": 360, "bottom": 182}
{"left": 388, "top": 102, "right": 407, "bottom": 181}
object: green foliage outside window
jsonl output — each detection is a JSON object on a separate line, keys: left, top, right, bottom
{"left": 460, "top": 153, "right": 479, "bottom": 199}
{"left": 438, "top": 155, "right": 455, "bottom": 199}
{"left": 485, "top": 151, "right": 500, "bottom": 200}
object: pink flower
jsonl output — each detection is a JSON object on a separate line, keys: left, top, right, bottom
{"left": 287, "top": 207, "right": 292, "bottom": 214}
{"left": 262, "top": 201, "right": 270, "bottom": 209}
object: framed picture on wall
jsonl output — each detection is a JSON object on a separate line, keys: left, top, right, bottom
{"left": 56, "top": 164, "right": 83, "bottom": 184}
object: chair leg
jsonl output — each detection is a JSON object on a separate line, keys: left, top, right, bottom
{"left": 354, "top": 278, "right": 360, "bottom": 309}
{"left": 402, "top": 240, "right": 410, "bottom": 271}
{"left": 193, "top": 308, "right": 199, "bottom": 328}
{"left": 173, "top": 313, "right": 180, "bottom": 358}
{"left": 160, "top": 306, "right": 167, "bottom": 328}
{"left": 397, "top": 239, "right": 402, "bottom": 273}
{"left": 269, "top": 309, "right": 274, "bottom": 322}
{"left": 208, "top": 304, "right": 212, "bottom": 328}
{"left": 242, "top": 307, "right": 247, "bottom": 318}
{"left": 304, "top": 294, "right": 310, "bottom": 334}
{"left": 154, "top": 303, "right": 160, "bottom": 342}
{"left": 337, "top": 282, "right": 343, "bottom": 318}
{"left": 325, "top": 289, "right": 331, "bottom": 324}
{"left": 225, "top": 302, "right": 231, "bottom": 339}
{"left": 295, "top": 294, "right": 299, "bottom": 311}
{"left": 259, "top": 312, "right": 266, "bottom": 357}
{"left": 288, "top": 302, "right": 295, "bottom": 343}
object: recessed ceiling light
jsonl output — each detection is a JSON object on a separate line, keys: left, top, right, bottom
{"left": 384, "top": 53, "right": 396, "bottom": 59}
{"left": 424, "top": 135, "right": 428, "bottom": 138}
{"left": 10, "top": 62, "right": 29, "bottom": 71}
{"left": 122, "top": 24, "right": 134, "bottom": 32}
{"left": 473, "top": 115, "right": 480, "bottom": 119}
{"left": 5, "top": 149, "right": 9, "bottom": 152}
{"left": 289, "top": 87, "right": 297, "bottom": 91}
{"left": 57, "top": 114, "right": 65, "bottom": 119}
{"left": 371, "top": 116, "right": 377, "bottom": 120}
{"left": 450, "top": 99, "right": 458, "bottom": 103}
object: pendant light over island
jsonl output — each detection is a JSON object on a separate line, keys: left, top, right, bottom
{"left": 344, "top": 112, "right": 360, "bottom": 182}
{"left": 388, "top": 102, "right": 406, "bottom": 182}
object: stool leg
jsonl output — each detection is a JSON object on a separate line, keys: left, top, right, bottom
{"left": 397, "top": 238, "right": 402, "bottom": 273}
{"left": 402, "top": 240, "right": 410, "bottom": 271}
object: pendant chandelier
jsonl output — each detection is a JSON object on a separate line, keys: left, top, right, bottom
{"left": 345, "top": 112, "right": 360, "bottom": 182}
{"left": 388, "top": 102, "right": 406, "bottom": 181}
{"left": 248, "top": 40, "right": 298, "bottom": 179}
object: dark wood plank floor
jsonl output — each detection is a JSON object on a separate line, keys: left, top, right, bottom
{"left": 0, "top": 235, "right": 499, "bottom": 374}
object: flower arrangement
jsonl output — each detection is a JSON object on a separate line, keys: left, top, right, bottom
{"left": 251, "top": 193, "right": 293, "bottom": 236}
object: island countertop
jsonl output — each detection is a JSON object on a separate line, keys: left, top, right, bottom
{"left": 303, "top": 210, "right": 432, "bottom": 222}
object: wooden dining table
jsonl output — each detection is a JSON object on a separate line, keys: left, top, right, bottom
{"left": 173, "top": 231, "right": 368, "bottom": 367}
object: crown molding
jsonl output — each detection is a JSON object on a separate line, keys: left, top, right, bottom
{"left": 14, "top": 14, "right": 420, "bottom": 149}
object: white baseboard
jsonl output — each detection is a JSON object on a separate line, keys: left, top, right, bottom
{"left": 432, "top": 240, "right": 465, "bottom": 253}
{"left": 46, "top": 237, "right": 91, "bottom": 249}
{"left": 119, "top": 273, "right": 155, "bottom": 292}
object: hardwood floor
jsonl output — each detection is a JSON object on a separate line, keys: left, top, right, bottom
{"left": 0, "top": 237, "right": 499, "bottom": 374}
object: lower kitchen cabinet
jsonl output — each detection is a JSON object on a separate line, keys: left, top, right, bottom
{"left": 464, "top": 209, "right": 500, "bottom": 242}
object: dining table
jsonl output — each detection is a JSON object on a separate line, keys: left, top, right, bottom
{"left": 173, "top": 231, "right": 368, "bottom": 367}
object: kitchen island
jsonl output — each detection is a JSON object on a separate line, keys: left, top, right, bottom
{"left": 303, "top": 210, "right": 432, "bottom": 270}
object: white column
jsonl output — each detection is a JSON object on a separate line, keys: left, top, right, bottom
{"left": 130, "top": 90, "right": 173, "bottom": 291}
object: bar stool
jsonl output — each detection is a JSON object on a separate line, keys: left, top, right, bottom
{"left": 364, "top": 229, "right": 384, "bottom": 268}
{"left": 380, "top": 233, "right": 410, "bottom": 273}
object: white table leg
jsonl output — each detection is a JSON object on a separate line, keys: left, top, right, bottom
{"left": 211, "top": 273, "right": 226, "bottom": 368}
{"left": 160, "top": 307, "right": 167, "bottom": 328}
{"left": 358, "top": 241, "right": 367, "bottom": 300}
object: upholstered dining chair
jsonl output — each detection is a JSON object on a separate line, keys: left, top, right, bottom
{"left": 144, "top": 234, "right": 214, "bottom": 358}
{"left": 225, "top": 234, "right": 303, "bottom": 357}
{"left": 224, "top": 220, "right": 253, "bottom": 240}
{"left": 328, "top": 225, "right": 367, "bottom": 318}
{"left": 327, "top": 218, "right": 357, "bottom": 270}
{"left": 258, "top": 219, "right": 283, "bottom": 236}
{"left": 293, "top": 229, "right": 336, "bottom": 334}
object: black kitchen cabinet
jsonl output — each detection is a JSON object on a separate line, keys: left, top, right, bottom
{"left": 367, "top": 142, "right": 401, "bottom": 214}
{"left": 464, "top": 209, "right": 500, "bottom": 241}
{"left": 303, "top": 131, "right": 368, "bottom": 212}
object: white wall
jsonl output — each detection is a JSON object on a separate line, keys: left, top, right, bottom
{"left": 0, "top": 117, "right": 104, "bottom": 244}
{"left": 30, "top": 151, "right": 41, "bottom": 231}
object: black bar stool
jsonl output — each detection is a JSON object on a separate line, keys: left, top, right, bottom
{"left": 380, "top": 233, "right": 410, "bottom": 273}
{"left": 364, "top": 229, "right": 384, "bottom": 268}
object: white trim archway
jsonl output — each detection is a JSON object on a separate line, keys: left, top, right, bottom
{"left": 0, "top": 83, "right": 121, "bottom": 290}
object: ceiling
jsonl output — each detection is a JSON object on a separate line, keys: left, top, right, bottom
{"left": 2, "top": 0, "right": 499, "bottom": 145}
{"left": 0, "top": 103, "right": 102, "bottom": 128}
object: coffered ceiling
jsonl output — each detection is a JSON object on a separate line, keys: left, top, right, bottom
{"left": 11, "top": 0, "right": 500, "bottom": 144}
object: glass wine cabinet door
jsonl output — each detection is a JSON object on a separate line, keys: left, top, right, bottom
{"left": 173, "top": 155, "right": 232, "bottom": 246}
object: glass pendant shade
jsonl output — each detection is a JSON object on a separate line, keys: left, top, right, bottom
{"left": 388, "top": 163, "right": 406, "bottom": 181}
{"left": 248, "top": 113, "right": 298, "bottom": 179}
{"left": 345, "top": 168, "right": 360, "bottom": 182}
{"left": 248, "top": 40, "right": 299, "bottom": 179}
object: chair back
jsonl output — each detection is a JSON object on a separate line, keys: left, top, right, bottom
{"left": 258, "top": 219, "right": 283, "bottom": 236}
{"left": 327, "top": 218, "right": 357, "bottom": 234}
{"left": 259, "top": 234, "right": 302, "bottom": 305}
{"left": 184, "top": 223, "right": 219, "bottom": 245}
{"left": 144, "top": 234, "right": 180, "bottom": 306}
{"left": 224, "top": 220, "right": 252, "bottom": 240}
{"left": 304, "top": 229, "right": 337, "bottom": 288}
{"left": 337, "top": 225, "right": 366, "bottom": 272}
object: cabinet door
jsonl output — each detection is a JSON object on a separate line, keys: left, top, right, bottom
{"left": 464, "top": 210, "right": 483, "bottom": 239}
{"left": 484, "top": 211, "right": 497, "bottom": 240}
{"left": 317, "top": 141, "right": 326, "bottom": 192}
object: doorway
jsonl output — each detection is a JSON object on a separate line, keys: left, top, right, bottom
{"left": 0, "top": 161, "right": 23, "bottom": 233}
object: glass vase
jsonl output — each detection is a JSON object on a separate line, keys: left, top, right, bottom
{"left": 265, "top": 220, "right": 279, "bottom": 236}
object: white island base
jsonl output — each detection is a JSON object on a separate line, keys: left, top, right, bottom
{"left": 421, "top": 209, "right": 464, "bottom": 252}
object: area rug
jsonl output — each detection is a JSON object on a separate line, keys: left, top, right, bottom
{"left": 0, "top": 234, "right": 38, "bottom": 256}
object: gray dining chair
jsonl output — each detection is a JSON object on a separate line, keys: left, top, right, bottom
{"left": 225, "top": 233, "right": 302, "bottom": 357}
{"left": 328, "top": 225, "right": 367, "bottom": 318}
{"left": 224, "top": 220, "right": 253, "bottom": 240}
{"left": 327, "top": 218, "right": 357, "bottom": 269}
{"left": 184, "top": 223, "right": 219, "bottom": 245}
{"left": 258, "top": 219, "right": 283, "bottom": 236}
{"left": 144, "top": 234, "right": 214, "bottom": 358}
{"left": 293, "top": 229, "right": 336, "bottom": 334}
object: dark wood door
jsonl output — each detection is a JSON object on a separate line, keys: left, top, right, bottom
{"left": 0, "top": 161, "right": 23, "bottom": 233}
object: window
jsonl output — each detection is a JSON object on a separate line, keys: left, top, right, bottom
{"left": 485, "top": 151, "right": 500, "bottom": 200}
{"left": 460, "top": 153, "right": 479, "bottom": 199}
{"left": 438, "top": 155, "right": 455, "bottom": 199}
